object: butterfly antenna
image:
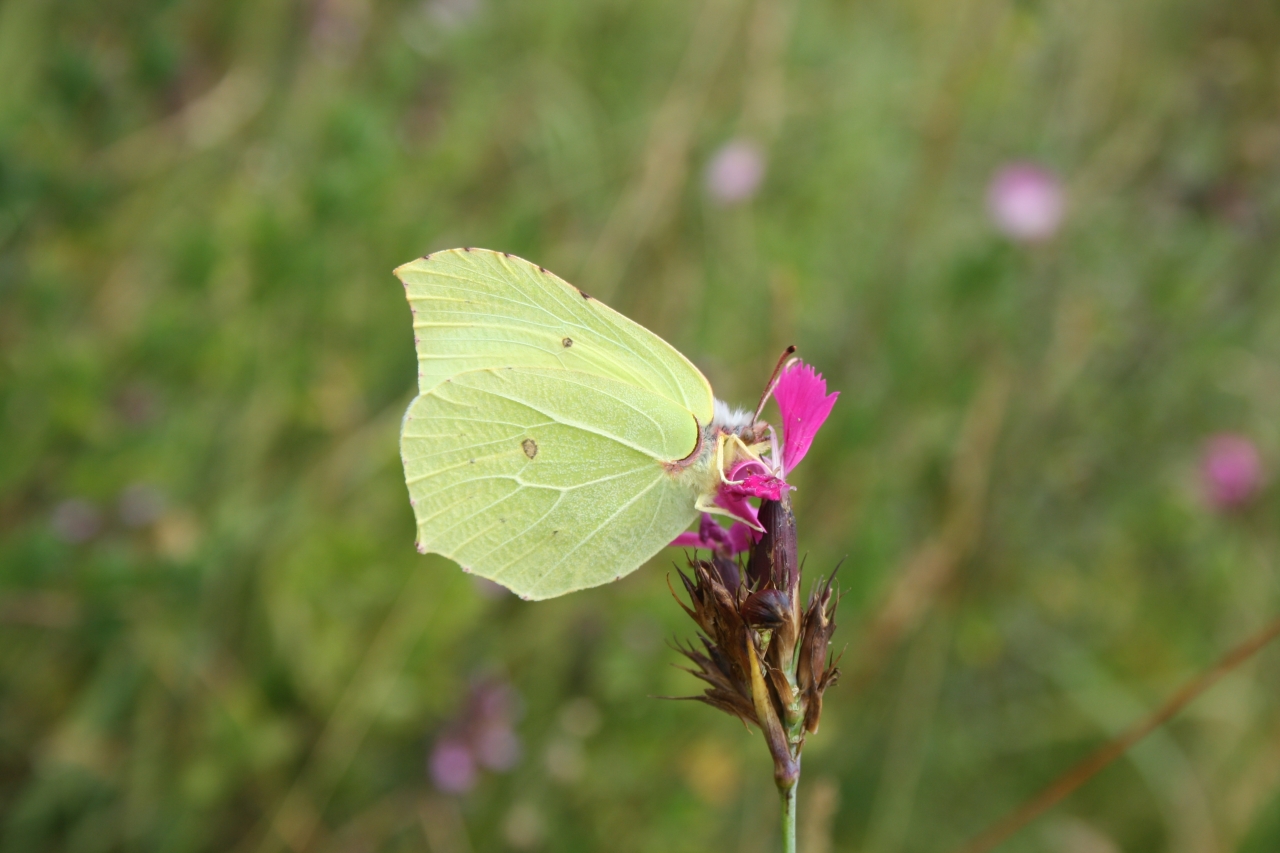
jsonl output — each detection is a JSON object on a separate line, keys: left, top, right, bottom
{"left": 752, "top": 345, "right": 798, "bottom": 425}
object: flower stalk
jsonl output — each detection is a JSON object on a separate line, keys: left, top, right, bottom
{"left": 780, "top": 781, "right": 798, "bottom": 853}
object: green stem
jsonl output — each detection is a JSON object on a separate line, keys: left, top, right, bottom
{"left": 780, "top": 779, "right": 797, "bottom": 853}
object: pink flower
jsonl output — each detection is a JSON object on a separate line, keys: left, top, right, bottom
{"left": 711, "top": 486, "right": 763, "bottom": 532}
{"left": 429, "top": 739, "right": 477, "bottom": 793}
{"left": 723, "top": 458, "right": 788, "bottom": 503}
{"left": 428, "top": 677, "right": 523, "bottom": 794}
{"left": 705, "top": 140, "right": 766, "bottom": 205}
{"left": 51, "top": 499, "right": 101, "bottom": 544}
{"left": 987, "top": 163, "right": 1064, "bottom": 243}
{"left": 733, "top": 473, "right": 788, "bottom": 501}
{"left": 670, "top": 359, "right": 837, "bottom": 554}
{"left": 473, "top": 724, "right": 521, "bottom": 771}
{"left": 772, "top": 361, "right": 839, "bottom": 475}
{"left": 673, "top": 512, "right": 757, "bottom": 556}
{"left": 1201, "top": 433, "right": 1263, "bottom": 510}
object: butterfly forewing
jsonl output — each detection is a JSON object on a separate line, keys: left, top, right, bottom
{"left": 397, "top": 249, "right": 714, "bottom": 425}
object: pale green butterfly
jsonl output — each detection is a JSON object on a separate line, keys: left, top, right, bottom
{"left": 396, "top": 248, "right": 764, "bottom": 600}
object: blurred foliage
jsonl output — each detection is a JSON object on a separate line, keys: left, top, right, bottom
{"left": 2, "top": 0, "right": 1280, "bottom": 851}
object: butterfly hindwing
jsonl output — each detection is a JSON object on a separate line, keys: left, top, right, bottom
{"left": 401, "top": 367, "right": 701, "bottom": 599}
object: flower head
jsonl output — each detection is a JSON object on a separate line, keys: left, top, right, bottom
{"left": 429, "top": 738, "right": 477, "bottom": 793}
{"left": 1201, "top": 433, "right": 1264, "bottom": 511}
{"left": 705, "top": 139, "right": 766, "bottom": 205}
{"left": 427, "top": 677, "right": 522, "bottom": 794}
{"left": 670, "top": 359, "right": 837, "bottom": 553}
{"left": 51, "top": 498, "right": 102, "bottom": 544}
{"left": 987, "top": 162, "right": 1065, "bottom": 243}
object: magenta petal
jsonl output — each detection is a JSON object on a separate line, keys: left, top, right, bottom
{"left": 725, "top": 459, "right": 789, "bottom": 499}
{"left": 698, "top": 512, "right": 729, "bottom": 546}
{"left": 714, "top": 489, "right": 761, "bottom": 530}
{"left": 671, "top": 531, "right": 708, "bottom": 548}
{"left": 671, "top": 513, "right": 757, "bottom": 555}
{"left": 727, "top": 458, "right": 770, "bottom": 482}
{"left": 727, "top": 522, "right": 758, "bottom": 553}
{"left": 772, "top": 361, "right": 839, "bottom": 474}
{"left": 732, "top": 473, "right": 788, "bottom": 501}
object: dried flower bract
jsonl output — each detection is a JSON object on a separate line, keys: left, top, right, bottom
{"left": 672, "top": 493, "right": 840, "bottom": 789}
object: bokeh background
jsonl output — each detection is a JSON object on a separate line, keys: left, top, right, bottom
{"left": 3, "top": 0, "right": 1280, "bottom": 851}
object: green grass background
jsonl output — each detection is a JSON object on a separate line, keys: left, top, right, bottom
{"left": 3, "top": 0, "right": 1280, "bottom": 851}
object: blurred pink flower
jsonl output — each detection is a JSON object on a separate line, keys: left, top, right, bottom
{"left": 987, "top": 163, "right": 1065, "bottom": 242}
{"left": 51, "top": 499, "right": 101, "bottom": 543}
{"left": 474, "top": 724, "right": 520, "bottom": 771}
{"left": 705, "top": 140, "right": 765, "bottom": 205}
{"left": 428, "top": 677, "right": 523, "bottom": 793}
{"left": 1201, "top": 433, "right": 1263, "bottom": 510}
{"left": 429, "top": 739, "right": 477, "bottom": 793}
{"left": 472, "top": 678, "right": 520, "bottom": 720}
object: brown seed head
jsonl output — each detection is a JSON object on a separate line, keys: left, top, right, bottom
{"left": 670, "top": 493, "right": 838, "bottom": 791}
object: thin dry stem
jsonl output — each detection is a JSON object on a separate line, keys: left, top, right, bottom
{"left": 953, "top": 616, "right": 1280, "bottom": 853}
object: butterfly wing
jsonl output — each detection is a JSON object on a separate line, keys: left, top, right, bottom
{"left": 396, "top": 248, "right": 714, "bottom": 423}
{"left": 401, "top": 367, "right": 701, "bottom": 599}
{"left": 395, "top": 249, "right": 716, "bottom": 599}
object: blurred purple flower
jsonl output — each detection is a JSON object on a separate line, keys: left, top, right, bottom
{"left": 987, "top": 162, "right": 1065, "bottom": 243}
{"left": 705, "top": 140, "right": 766, "bottom": 205}
{"left": 51, "top": 499, "right": 101, "bottom": 544}
{"left": 428, "top": 738, "right": 477, "bottom": 793}
{"left": 119, "top": 484, "right": 166, "bottom": 528}
{"left": 427, "top": 677, "right": 523, "bottom": 793}
{"left": 472, "top": 678, "right": 519, "bottom": 720}
{"left": 1201, "top": 433, "right": 1263, "bottom": 510}
{"left": 474, "top": 724, "right": 520, "bottom": 771}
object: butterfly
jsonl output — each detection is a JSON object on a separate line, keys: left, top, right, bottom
{"left": 395, "top": 248, "right": 779, "bottom": 600}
